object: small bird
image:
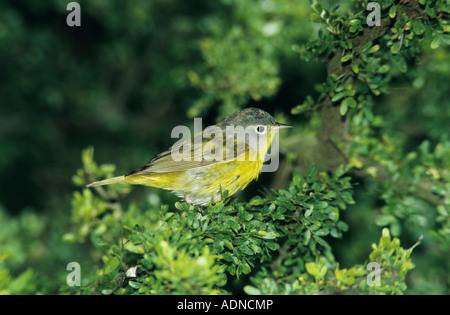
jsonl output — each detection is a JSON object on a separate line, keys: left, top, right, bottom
{"left": 86, "top": 108, "right": 291, "bottom": 205}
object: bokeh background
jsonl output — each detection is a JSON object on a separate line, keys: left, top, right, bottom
{"left": 0, "top": 0, "right": 448, "bottom": 294}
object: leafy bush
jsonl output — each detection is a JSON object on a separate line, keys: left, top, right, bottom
{"left": 61, "top": 148, "right": 420, "bottom": 294}
{"left": 0, "top": 0, "right": 448, "bottom": 295}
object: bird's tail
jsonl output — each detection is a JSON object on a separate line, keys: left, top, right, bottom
{"left": 86, "top": 176, "right": 125, "bottom": 188}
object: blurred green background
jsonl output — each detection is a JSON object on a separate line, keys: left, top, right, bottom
{"left": 0, "top": 0, "right": 322, "bottom": 215}
{"left": 0, "top": 0, "right": 448, "bottom": 294}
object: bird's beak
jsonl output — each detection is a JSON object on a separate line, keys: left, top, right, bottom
{"left": 274, "top": 123, "right": 293, "bottom": 130}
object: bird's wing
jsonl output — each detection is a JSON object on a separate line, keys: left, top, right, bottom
{"left": 126, "top": 131, "right": 251, "bottom": 176}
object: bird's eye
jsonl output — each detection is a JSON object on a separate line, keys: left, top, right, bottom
{"left": 256, "top": 126, "right": 266, "bottom": 134}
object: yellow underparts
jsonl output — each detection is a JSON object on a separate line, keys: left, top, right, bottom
{"left": 124, "top": 130, "right": 275, "bottom": 205}
{"left": 124, "top": 157, "right": 264, "bottom": 206}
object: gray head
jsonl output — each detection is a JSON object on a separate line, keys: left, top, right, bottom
{"left": 215, "top": 107, "right": 291, "bottom": 151}
{"left": 219, "top": 108, "right": 278, "bottom": 128}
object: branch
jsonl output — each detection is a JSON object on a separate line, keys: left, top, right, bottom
{"left": 280, "top": 1, "right": 445, "bottom": 206}
{"left": 317, "top": 0, "right": 423, "bottom": 171}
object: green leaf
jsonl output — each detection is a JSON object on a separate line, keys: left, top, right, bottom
{"left": 332, "top": 92, "right": 344, "bottom": 102}
{"left": 376, "top": 214, "right": 396, "bottom": 226}
{"left": 391, "top": 41, "right": 401, "bottom": 54}
{"left": 305, "top": 206, "right": 313, "bottom": 217}
{"left": 305, "top": 262, "right": 319, "bottom": 276}
{"left": 222, "top": 252, "right": 239, "bottom": 265}
{"left": 368, "top": 44, "right": 380, "bottom": 54}
{"left": 104, "top": 256, "right": 121, "bottom": 275}
{"left": 244, "top": 286, "right": 260, "bottom": 295}
{"left": 226, "top": 218, "right": 240, "bottom": 231}
{"left": 305, "top": 261, "right": 327, "bottom": 280}
{"left": 265, "top": 241, "right": 278, "bottom": 251}
{"left": 361, "top": 41, "right": 373, "bottom": 52}
{"left": 430, "top": 36, "right": 441, "bottom": 49}
{"left": 340, "top": 101, "right": 348, "bottom": 115}
{"left": 239, "top": 245, "right": 254, "bottom": 256}
{"left": 249, "top": 197, "right": 265, "bottom": 206}
{"left": 389, "top": 6, "right": 396, "bottom": 18}
{"left": 304, "top": 230, "right": 311, "bottom": 245}
{"left": 257, "top": 231, "right": 278, "bottom": 239}
{"left": 128, "top": 281, "right": 141, "bottom": 289}
{"left": 224, "top": 240, "right": 234, "bottom": 250}
{"left": 349, "top": 23, "right": 359, "bottom": 33}
{"left": 313, "top": 201, "right": 328, "bottom": 209}
{"left": 337, "top": 221, "right": 349, "bottom": 232}
{"left": 442, "top": 25, "right": 450, "bottom": 34}
{"left": 378, "top": 64, "right": 390, "bottom": 73}
{"left": 341, "top": 54, "right": 353, "bottom": 62}
{"left": 273, "top": 212, "right": 285, "bottom": 220}
{"left": 291, "top": 103, "right": 310, "bottom": 115}
{"left": 238, "top": 261, "right": 252, "bottom": 274}
{"left": 316, "top": 228, "right": 329, "bottom": 236}
{"left": 315, "top": 236, "right": 327, "bottom": 247}
{"left": 342, "top": 97, "right": 357, "bottom": 110}
{"left": 412, "top": 21, "right": 426, "bottom": 35}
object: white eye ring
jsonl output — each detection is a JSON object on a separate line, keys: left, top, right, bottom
{"left": 256, "top": 126, "right": 266, "bottom": 134}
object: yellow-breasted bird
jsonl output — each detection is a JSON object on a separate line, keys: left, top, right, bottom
{"left": 86, "top": 108, "right": 291, "bottom": 205}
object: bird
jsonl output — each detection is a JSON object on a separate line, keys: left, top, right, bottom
{"left": 86, "top": 107, "right": 291, "bottom": 206}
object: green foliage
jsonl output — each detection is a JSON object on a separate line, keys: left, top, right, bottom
{"left": 293, "top": 0, "right": 450, "bottom": 115}
{"left": 0, "top": 207, "right": 66, "bottom": 294}
{"left": 60, "top": 149, "right": 421, "bottom": 294}
{"left": 0, "top": 0, "right": 448, "bottom": 295}
{"left": 0, "top": 209, "right": 39, "bottom": 294}
{"left": 187, "top": 0, "right": 313, "bottom": 119}
{"left": 311, "top": 0, "right": 450, "bottom": 244}
{"left": 245, "top": 228, "right": 418, "bottom": 295}
{"left": 366, "top": 228, "right": 420, "bottom": 294}
{"left": 289, "top": 0, "right": 449, "bottom": 294}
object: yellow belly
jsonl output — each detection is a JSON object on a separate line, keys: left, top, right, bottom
{"left": 124, "top": 158, "right": 264, "bottom": 205}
